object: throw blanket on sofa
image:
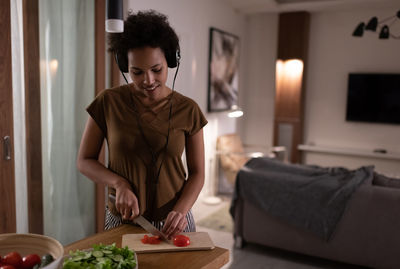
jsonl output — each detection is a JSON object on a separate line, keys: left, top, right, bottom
{"left": 230, "top": 157, "right": 374, "bottom": 241}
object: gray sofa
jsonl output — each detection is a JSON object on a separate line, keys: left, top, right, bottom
{"left": 232, "top": 167, "right": 400, "bottom": 269}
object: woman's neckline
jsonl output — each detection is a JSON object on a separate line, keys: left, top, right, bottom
{"left": 125, "top": 84, "right": 175, "bottom": 114}
{"left": 128, "top": 84, "right": 174, "bottom": 107}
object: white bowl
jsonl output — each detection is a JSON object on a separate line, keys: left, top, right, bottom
{"left": 0, "top": 233, "right": 64, "bottom": 269}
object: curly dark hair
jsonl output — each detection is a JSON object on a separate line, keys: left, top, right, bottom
{"left": 108, "top": 10, "right": 180, "bottom": 68}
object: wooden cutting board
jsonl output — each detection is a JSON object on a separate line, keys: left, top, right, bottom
{"left": 122, "top": 232, "right": 215, "bottom": 253}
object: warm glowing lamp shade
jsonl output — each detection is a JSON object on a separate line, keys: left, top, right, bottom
{"left": 275, "top": 59, "right": 304, "bottom": 99}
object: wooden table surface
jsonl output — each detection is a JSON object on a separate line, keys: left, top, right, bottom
{"left": 64, "top": 224, "right": 229, "bottom": 269}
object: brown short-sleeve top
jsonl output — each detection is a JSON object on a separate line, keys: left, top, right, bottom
{"left": 86, "top": 84, "right": 207, "bottom": 221}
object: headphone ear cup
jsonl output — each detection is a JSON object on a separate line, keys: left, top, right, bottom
{"left": 166, "top": 49, "right": 180, "bottom": 68}
{"left": 115, "top": 52, "right": 129, "bottom": 73}
{"left": 166, "top": 52, "right": 176, "bottom": 68}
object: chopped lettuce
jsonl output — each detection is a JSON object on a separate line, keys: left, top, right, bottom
{"left": 63, "top": 243, "right": 136, "bottom": 269}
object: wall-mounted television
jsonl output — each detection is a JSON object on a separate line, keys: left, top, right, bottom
{"left": 346, "top": 73, "right": 400, "bottom": 125}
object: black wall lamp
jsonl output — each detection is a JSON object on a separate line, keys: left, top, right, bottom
{"left": 353, "top": 10, "right": 400, "bottom": 39}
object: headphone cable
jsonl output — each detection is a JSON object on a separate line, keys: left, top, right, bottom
{"left": 114, "top": 52, "right": 181, "bottom": 218}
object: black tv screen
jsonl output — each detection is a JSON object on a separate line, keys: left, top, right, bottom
{"left": 346, "top": 73, "right": 400, "bottom": 124}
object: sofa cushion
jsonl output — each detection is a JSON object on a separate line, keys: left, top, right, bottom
{"left": 372, "top": 172, "right": 400, "bottom": 189}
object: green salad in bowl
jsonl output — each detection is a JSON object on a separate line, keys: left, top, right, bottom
{"left": 63, "top": 243, "right": 137, "bottom": 269}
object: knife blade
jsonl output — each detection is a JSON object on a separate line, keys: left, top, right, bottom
{"left": 134, "top": 215, "right": 171, "bottom": 243}
{"left": 108, "top": 194, "right": 171, "bottom": 243}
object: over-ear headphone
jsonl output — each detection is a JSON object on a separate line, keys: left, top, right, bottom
{"left": 115, "top": 48, "right": 181, "bottom": 73}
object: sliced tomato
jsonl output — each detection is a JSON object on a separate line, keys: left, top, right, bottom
{"left": 141, "top": 234, "right": 149, "bottom": 244}
{"left": 173, "top": 234, "right": 190, "bottom": 247}
{"left": 148, "top": 236, "right": 161, "bottom": 244}
{"left": 2, "top": 252, "right": 22, "bottom": 268}
{"left": 141, "top": 234, "right": 161, "bottom": 244}
{"left": 22, "top": 254, "right": 41, "bottom": 269}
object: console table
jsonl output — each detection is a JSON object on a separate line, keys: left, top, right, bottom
{"left": 298, "top": 144, "right": 400, "bottom": 160}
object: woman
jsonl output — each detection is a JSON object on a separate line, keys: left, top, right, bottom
{"left": 77, "top": 10, "right": 207, "bottom": 239}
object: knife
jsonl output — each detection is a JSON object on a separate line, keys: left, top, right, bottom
{"left": 108, "top": 194, "right": 172, "bottom": 243}
{"left": 134, "top": 215, "right": 172, "bottom": 243}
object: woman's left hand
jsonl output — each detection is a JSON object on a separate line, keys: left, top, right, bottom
{"left": 162, "top": 211, "right": 188, "bottom": 239}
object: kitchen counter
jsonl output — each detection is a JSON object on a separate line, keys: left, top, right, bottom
{"left": 64, "top": 224, "right": 229, "bottom": 269}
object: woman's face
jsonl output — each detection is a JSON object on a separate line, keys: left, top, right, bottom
{"left": 127, "top": 47, "right": 169, "bottom": 101}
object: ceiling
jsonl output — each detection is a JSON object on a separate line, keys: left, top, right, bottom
{"left": 223, "top": 0, "right": 400, "bottom": 14}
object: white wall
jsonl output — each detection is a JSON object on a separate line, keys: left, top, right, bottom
{"left": 239, "top": 13, "right": 278, "bottom": 149}
{"left": 123, "top": 0, "right": 247, "bottom": 197}
{"left": 303, "top": 8, "right": 400, "bottom": 174}
{"left": 238, "top": 7, "right": 400, "bottom": 176}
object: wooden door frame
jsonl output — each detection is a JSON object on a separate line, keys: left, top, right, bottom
{"left": 0, "top": 0, "right": 16, "bottom": 233}
{"left": 23, "top": 0, "right": 43, "bottom": 234}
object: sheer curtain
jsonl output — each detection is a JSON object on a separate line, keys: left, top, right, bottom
{"left": 39, "top": 0, "right": 95, "bottom": 245}
{"left": 11, "top": 0, "right": 28, "bottom": 233}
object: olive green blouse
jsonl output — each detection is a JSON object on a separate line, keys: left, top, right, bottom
{"left": 87, "top": 84, "right": 207, "bottom": 221}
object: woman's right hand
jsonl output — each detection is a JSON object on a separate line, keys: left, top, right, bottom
{"left": 114, "top": 180, "right": 140, "bottom": 221}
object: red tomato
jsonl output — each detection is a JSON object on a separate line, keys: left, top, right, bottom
{"left": 141, "top": 234, "right": 149, "bottom": 244}
{"left": 0, "top": 265, "right": 16, "bottom": 269}
{"left": 2, "top": 252, "right": 22, "bottom": 268}
{"left": 22, "top": 254, "right": 41, "bottom": 269}
{"left": 141, "top": 234, "right": 161, "bottom": 244}
{"left": 173, "top": 234, "right": 190, "bottom": 247}
{"left": 148, "top": 236, "right": 161, "bottom": 244}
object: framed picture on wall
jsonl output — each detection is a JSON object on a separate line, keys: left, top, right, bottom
{"left": 207, "top": 27, "right": 240, "bottom": 112}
